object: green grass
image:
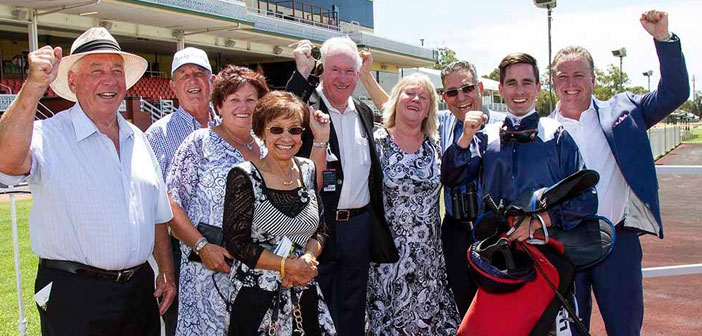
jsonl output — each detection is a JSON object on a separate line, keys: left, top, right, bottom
{"left": 0, "top": 199, "right": 40, "bottom": 336}
{"left": 683, "top": 126, "right": 702, "bottom": 143}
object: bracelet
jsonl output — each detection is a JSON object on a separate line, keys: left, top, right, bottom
{"left": 280, "top": 255, "right": 288, "bottom": 278}
{"left": 193, "top": 237, "right": 208, "bottom": 255}
{"left": 312, "top": 140, "right": 328, "bottom": 148}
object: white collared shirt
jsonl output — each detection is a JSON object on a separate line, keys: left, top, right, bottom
{"left": 0, "top": 103, "right": 173, "bottom": 270}
{"left": 317, "top": 87, "right": 371, "bottom": 209}
{"left": 555, "top": 100, "right": 628, "bottom": 224}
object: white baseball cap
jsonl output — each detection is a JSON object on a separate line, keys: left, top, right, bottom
{"left": 171, "top": 47, "right": 212, "bottom": 75}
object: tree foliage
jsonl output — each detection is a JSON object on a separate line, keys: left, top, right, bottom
{"left": 433, "top": 47, "right": 459, "bottom": 70}
{"left": 482, "top": 68, "right": 500, "bottom": 82}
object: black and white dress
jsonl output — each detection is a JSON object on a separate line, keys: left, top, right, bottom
{"left": 367, "top": 128, "right": 459, "bottom": 335}
{"left": 222, "top": 157, "right": 336, "bottom": 335}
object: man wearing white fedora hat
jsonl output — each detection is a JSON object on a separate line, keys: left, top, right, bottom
{"left": 0, "top": 27, "right": 175, "bottom": 335}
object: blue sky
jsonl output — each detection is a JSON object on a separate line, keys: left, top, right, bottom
{"left": 373, "top": 0, "right": 700, "bottom": 93}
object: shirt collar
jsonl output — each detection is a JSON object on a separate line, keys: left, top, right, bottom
{"left": 555, "top": 99, "right": 596, "bottom": 124}
{"left": 506, "top": 109, "right": 537, "bottom": 127}
{"left": 316, "top": 87, "right": 356, "bottom": 115}
{"left": 71, "top": 103, "right": 133, "bottom": 142}
{"left": 175, "top": 105, "right": 220, "bottom": 127}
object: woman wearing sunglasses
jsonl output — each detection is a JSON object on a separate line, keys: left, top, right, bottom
{"left": 165, "top": 65, "right": 269, "bottom": 335}
{"left": 222, "top": 91, "right": 336, "bottom": 335}
{"left": 367, "top": 73, "right": 460, "bottom": 335}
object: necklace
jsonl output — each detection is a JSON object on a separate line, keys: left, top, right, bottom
{"left": 281, "top": 166, "right": 296, "bottom": 186}
{"left": 219, "top": 126, "right": 255, "bottom": 151}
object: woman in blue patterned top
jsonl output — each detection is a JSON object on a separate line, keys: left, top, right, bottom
{"left": 166, "top": 65, "right": 268, "bottom": 335}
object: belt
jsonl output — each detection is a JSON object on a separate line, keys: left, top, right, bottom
{"left": 40, "top": 259, "right": 144, "bottom": 283}
{"left": 333, "top": 206, "right": 367, "bottom": 222}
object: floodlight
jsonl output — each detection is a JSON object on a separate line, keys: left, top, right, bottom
{"left": 533, "top": 0, "right": 557, "bottom": 9}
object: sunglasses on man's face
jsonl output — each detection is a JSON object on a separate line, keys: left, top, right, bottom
{"left": 267, "top": 126, "right": 305, "bottom": 136}
{"left": 444, "top": 83, "right": 477, "bottom": 98}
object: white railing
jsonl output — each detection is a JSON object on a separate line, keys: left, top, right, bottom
{"left": 142, "top": 98, "right": 168, "bottom": 124}
{"left": 648, "top": 125, "right": 682, "bottom": 159}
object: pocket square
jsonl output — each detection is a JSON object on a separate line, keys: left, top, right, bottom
{"left": 613, "top": 113, "right": 630, "bottom": 127}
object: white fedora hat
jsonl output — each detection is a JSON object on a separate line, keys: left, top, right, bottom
{"left": 50, "top": 27, "right": 148, "bottom": 102}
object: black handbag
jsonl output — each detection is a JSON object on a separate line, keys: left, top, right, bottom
{"left": 188, "top": 222, "right": 224, "bottom": 263}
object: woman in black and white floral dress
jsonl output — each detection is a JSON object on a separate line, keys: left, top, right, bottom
{"left": 223, "top": 91, "right": 336, "bottom": 335}
{"left": 367, "top": 74, "right": 459, "bottom": 335}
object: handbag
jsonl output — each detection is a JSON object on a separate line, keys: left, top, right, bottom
{"left": 188, "top": 222, "right": 224, "bottom": 263}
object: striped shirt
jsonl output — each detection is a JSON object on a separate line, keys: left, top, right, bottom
{"left": 0, "top": 103, "right": 173, "bottom": 270}
{"left": 145, "top": 106, "right": 219, "bottom": 178}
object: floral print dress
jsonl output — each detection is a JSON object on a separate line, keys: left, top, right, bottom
{"left": 367, "top": 128, "right": 460, "bottom": 335}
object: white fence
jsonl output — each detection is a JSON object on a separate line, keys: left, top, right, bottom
{"left": 647, "top": 125, "right": 683, "bottom": 159}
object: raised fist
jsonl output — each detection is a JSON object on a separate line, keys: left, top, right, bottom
{"left": 27, "top": 46, "right": 62, "bottom": 89}
{"left": 640, "top": 10, "right": 670, "bottom": 42}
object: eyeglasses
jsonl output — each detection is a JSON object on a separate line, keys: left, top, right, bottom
{"left": 443, "top": 83, "right": 477, "bottom": 97}
{"left": 267, "top": 126, "right": 305, "bottom": 135}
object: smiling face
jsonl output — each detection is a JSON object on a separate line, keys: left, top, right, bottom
{"left": 68, "top": 53, "right": 126, "bottom": 119}
{"left": 553, "top": 57, "right": 595, "bottom": 117}
{"left": 217, "top": 82, "right": 259, "bottom": 131}
{"left": 320, "top": 53, "right": 358, "bottom": 110}
{"left": 441, "top": 69, "right": 483, "bottom": 121}
{"left": 171, "top": 64, "right": 212, "bottom": 113}
{"left": 396, "top": 84, "right": 431, "bottom": 126}
{"left": 262, "top": 115, "right": 304, "bottom": 163}
{"left": 499, "top": 63, "right": 541, "bottom": 116}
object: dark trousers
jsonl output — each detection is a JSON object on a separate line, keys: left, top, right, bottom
{"left": 162, "top": 236, "right": 181, "bottom": 336}
{"left": 35, "top": 262, "right": 160, "bottom": 336}
{"left": 441, "top": 214, "right": 477, "bottom": 317}
{"left": 228, "top": 287, "right": 322, "bottom": 336}
{"left": 318, "top": 211, "right": 372, "bottom": 336}
{"left": 572, "top": 228, "right": 644, "bottom": 336}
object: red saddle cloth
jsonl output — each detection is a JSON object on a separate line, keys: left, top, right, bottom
{"left": 458, "top": 240, "right": 573, "bottom": 336}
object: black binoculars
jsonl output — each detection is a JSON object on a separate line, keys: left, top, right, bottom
{"left": 450, "top": 183, "right": 479, "bottom": 223}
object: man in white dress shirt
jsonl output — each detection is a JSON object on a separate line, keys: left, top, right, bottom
{"left": 0, "top": 27, "right": 175, "bottom": 335}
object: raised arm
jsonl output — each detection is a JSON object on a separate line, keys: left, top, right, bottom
{"left": 358, "top": 50, "right": 389, "bottom": 112}
{"left": 637, "top": 10, "right": 690, "bottom": 128}
{"left": 0, "top": 46, "right": 61, "bottom": 176}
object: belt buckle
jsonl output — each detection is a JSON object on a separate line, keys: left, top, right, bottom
{"left": 116, "top": 269, "right": 135, "bottom": 282}
{"left": 335, "top": 209, "right": 350, "bottom": 222}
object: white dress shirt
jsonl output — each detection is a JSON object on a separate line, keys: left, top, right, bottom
{"left": 555, "top": 100, "right": 629, "bottom": 224}
{"left": 0, "top": 103, "right": 173, "bottom": 270}
{"left": 317, "top": 87, "right": 371, "bottom": 209}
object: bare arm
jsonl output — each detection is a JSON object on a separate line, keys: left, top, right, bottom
{"left": 358, "top": 50, "right": 389, "bottom": 112}
{"left": 307, "top": 107, "right": 330, "bottom": 190}
{"left": 152, "top": 223, "right": 176, "bottom": 315}
{"left": 0, "top": 46, "right": 62, "bottom": 175}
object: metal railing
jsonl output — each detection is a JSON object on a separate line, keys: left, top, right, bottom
{"left": 647, "top": 125, "right": 682, "bottom": 159}
{"left": 142, "top": 98, "right": 168, "bottom": 124}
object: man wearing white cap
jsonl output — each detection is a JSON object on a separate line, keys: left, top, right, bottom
{"left": 0, "top": 27, "right": 175, "bottom": 335}
{"left": 145, "top": 46, "right": 217, "bottom": 336}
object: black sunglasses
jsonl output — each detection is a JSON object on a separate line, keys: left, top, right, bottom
{"left": 268, "top": 126, "right": 305, "bottom": 135}
{"left": 443, "top": 83, "right": 477, "bottom": 97}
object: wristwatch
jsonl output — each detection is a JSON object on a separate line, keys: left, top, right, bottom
{"left": 193, "top": 237, "right": 209, "bottom": 255}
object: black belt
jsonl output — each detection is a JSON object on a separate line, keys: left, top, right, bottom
{"left": 40, "top": 259, "right": 144, "bottom": 283}
{"left": 333, "top": 206, "right": 367, "bottom": 222}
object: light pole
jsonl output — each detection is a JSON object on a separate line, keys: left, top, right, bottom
{"left": 611, "top": 47, "right": 627, "bottom": 92}
{"left": 643, "top": 70, "right": 653, "bottom": 92}
{"left": 533, "top": 0, "right": 557, "bottom": 113}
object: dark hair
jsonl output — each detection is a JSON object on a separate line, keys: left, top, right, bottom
{"left": 252, "top": 91, "right": 309, "bottom": 138}
{"left": 440, "top": 60, "right": 478, "bottom": 86}
{"left": 498, "top": 53, "right": 539, "bottom": 84}
{"left": 211, "top": 65, "right": 269, "bottom": 112}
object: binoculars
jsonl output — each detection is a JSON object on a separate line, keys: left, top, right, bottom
{"left": 450, "top": 183, "right": 479, "bottom": 223}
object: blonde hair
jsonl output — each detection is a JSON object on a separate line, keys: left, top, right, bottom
{"left": 383, "top": 73, "right": 439, "bottom": 139}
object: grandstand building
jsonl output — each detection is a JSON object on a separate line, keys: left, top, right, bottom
{"left": 0, "top": 0, "right": 436, "bottom": 129}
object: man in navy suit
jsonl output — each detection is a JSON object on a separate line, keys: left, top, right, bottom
{"left": 550, "top": 10, "right": 689, "bottom": 336}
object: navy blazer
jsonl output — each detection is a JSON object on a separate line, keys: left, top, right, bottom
{"left": 550, "top": 34, "right": 689, "bottom": 238}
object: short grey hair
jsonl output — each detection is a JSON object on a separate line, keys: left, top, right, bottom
{"left": 440, "top": 61, "right": 479, "bottom": 86}
{"left": 320, "top": 36, "right": 362, "bottom": 72}
{"left": 552, "top": 46, "right": 595, "bottom": 76}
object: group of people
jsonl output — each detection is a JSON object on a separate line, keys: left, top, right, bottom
{"left": 0, "top": 8, "right": 689, "bottom": 336}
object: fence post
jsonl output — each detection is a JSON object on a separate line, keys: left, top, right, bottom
{"left": 9, "top": 185, "right": 27, "bottom": 335}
